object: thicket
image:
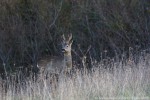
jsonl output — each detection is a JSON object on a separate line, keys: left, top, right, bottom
{"left": 0, "top": 0, "right": 150, "bottom": 73}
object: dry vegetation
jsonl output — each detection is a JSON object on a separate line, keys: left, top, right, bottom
{"left": 0, "top": 0, "right": 150, "bottom": 72}
{"left": 0, "top": 52, "right": 150, "bottom": 100}
{"left": 0, "top": 0, "right": 150, "bottom": 99}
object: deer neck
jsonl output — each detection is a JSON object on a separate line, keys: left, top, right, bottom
{"left": 64, "top": 51, "right": 72, "bottom": 61}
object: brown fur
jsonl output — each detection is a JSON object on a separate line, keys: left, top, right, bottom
{"left": 37, "top": 33, "right": 73, "bottom": 76}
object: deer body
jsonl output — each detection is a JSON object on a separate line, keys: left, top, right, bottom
{"left": 38, "top": 34, "right": 73, "bottom": 75}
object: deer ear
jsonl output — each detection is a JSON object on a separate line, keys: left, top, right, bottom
{"left": 62, "top": 34, "right": 65, "bottom": 41}
{"left": 68, "top": 33, "right": 72, "bottom": 41}
{"left": 69, "top": 39, "right": 73, "bottom": 45}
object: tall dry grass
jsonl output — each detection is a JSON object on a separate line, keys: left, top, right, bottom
{"left": 0, "top": 53, "right": 150, "bottom": 100}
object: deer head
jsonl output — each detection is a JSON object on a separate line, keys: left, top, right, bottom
{"left": 62, "top": 34, "right": 73, "bottom": 54}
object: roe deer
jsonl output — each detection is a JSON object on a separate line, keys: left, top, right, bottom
{"left": 38, "top": 34, "right": 73, "bottom": 76}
